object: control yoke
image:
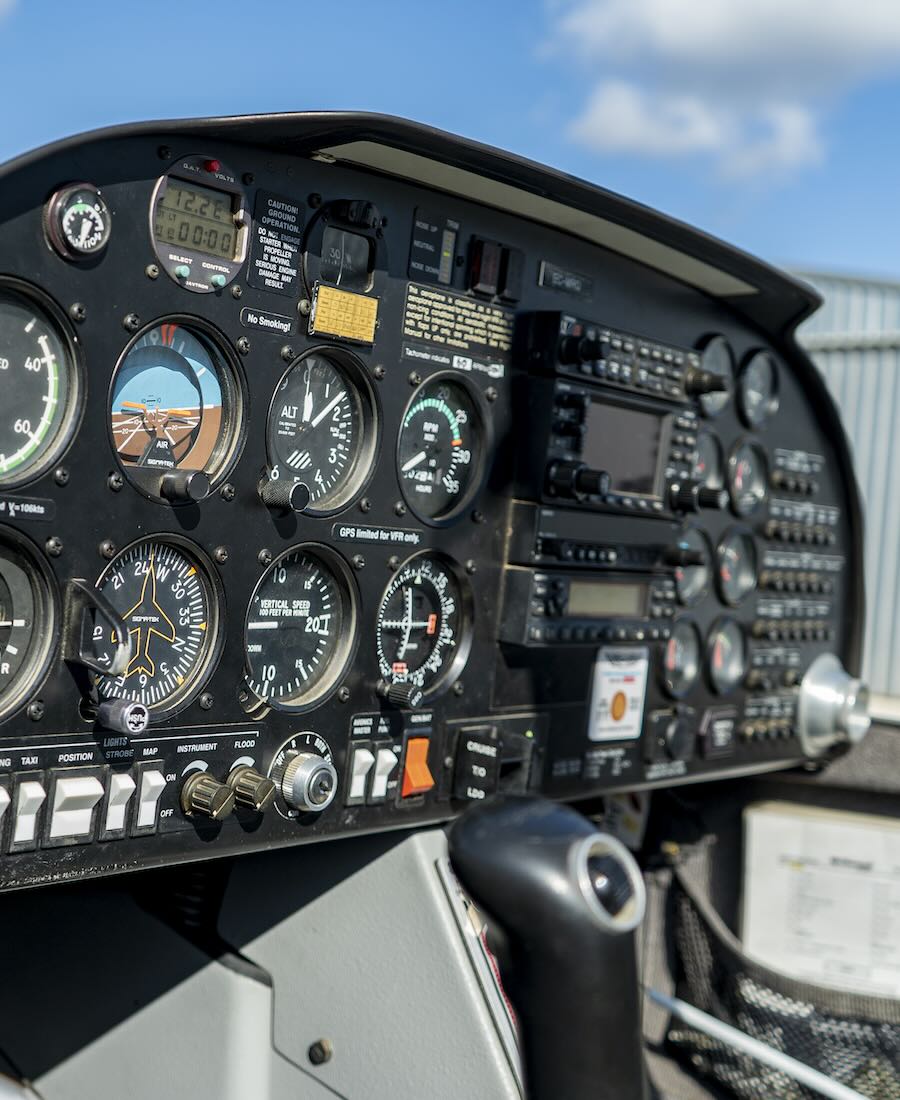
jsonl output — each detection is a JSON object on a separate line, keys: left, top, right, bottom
{"left": 449, "top": 795, "right": 649, "bottom": 1100}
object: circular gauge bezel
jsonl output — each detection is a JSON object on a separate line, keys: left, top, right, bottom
{"left": 693, "top": 430, "right": 724, "bottom": 489}
{"left": 107, "top": 315, "right": 247, "bottom": 504}
{"left": 375, "top": 550, "right": 475, "bottom": 699}
{"left": 0, "top": 277, "right": 85, "bottom": 491}
{"left": 706, "top": 615, "right": 748, "bottom": 696}
{"left": 396, "top": 371, "right": 492, "bottom": 527}
{"left": 738, "top": 349, "right": 780, "bottom": 429}
{"left": 674, "top": 525, "right": 713, "bottom": 607}
{"left": 696, "top": 334, "right": 735, "bottom": 418}
{"left": 0, "top": 524, "right": 59, "bottom": 725}
{"left": 661, "top": 617, "right": 701, "bottom": 699}
{"left": 44, "top": 182, "right": 112, "bottom": 260}
{"left": 715, "top": 525, "right": 758, "bottom": 608}
{"left": 242, "top": 543, "right": 359, "bottom": 714}
{"left": 727, "top": 437, "right": 769, "bottom": 518}
{"left": 264, "top": 346, "right": 379, "bottom": 517}
{"left": 94, "top": 535, "right": 225, "bottom": 720}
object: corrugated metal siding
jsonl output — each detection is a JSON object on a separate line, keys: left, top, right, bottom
{"left": 795, "top": 272, "right": 900, "bottom": 695}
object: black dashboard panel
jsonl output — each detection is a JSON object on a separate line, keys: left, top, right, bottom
{"left": 0, "top": 113, "right": 864, "bottom": 890}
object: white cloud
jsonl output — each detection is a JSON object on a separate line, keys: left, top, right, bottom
{"left": 552, "top": 0, "right": 900, "bottom": 179}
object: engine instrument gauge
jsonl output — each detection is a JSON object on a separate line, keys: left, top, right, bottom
{"left": 739, "top": 351, "right": 779, "bottom": 428}
{"left": 109, "top": 321, "right": 243, "bottom": 500}
{"left": 697, "top": 335, "right": 734, "bottom": 418}
{"left": 716, "top": 528, "right": 758, "bottom": 606}
{"left": 674, "top": 526, "right": 712, "bottom": 607}
{"left": 397, "top": 375, "right": 487, "bottom": 523}
{"left": 693, "top": 430, "right": 724, "bottom": 489}
{"left": 728, "top": 440, "right": 768, "bottom": 517}
{"left": 243, "top": 546, "right": 356, "bottom": 711}
{"left": 265, "top": 350, "right": 376, "bottom": 514}
{"left": 45, "top": 183, "right": 111, "bottom": 259}
{"left": 662, "top": 619, "right": 701, "bottom": 698}
{"left": 707, "top": 617, "right": 747, "bottom": 695}
{"left": 93, "top": 538, "right": 221, "bottom": 717}
{"left": 0, "top": 528, "right": 56, "bottom": 724}
{"left": 375, "top": 552, "right": 473, "bottom": 697}
{"left": 0, "top": 286, "right": 81, "bottom": 489}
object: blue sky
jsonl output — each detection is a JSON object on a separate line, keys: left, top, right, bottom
{"left": 2, "top": 0, "right": 900, "bottom": 279}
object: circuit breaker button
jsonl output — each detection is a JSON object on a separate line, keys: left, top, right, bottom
{"left": 401, "top": 738, "right": 435, "bottom": 798}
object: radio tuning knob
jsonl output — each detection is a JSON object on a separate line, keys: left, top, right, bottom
{"left": 227, "top": 764, "right": 277, "bottom": 812}
{"left": 259, "top": 476, "right": 311, "bottom": 514}
{"left": 698, "top": 486, "right": 728, "bottom": 510}
{"left": 546, "top": 460, "right": 610, "bottom": 501}
{"left": 180, "top": 771, "right": 236, "bottom": 821}
{"left": 574, "top": 467, "right": 611, "bottom": 497}
{"left": 685, "top": 367, "right": 729, "bottom": 396}
{"left": 668, "top": 480, "right": 728, "bottom": 513}
{"left": 378, "top": 679, "right": 424, "bottom": 709}
{"left": 280, "top": 751, "right": 338, "bottom": 813}
{"left": 558, "top": 334, "right": 606, "bottom": 364}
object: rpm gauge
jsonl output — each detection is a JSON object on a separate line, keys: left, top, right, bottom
{"left": 265, "top": 350, "right": 376, "bottom": 514}
{"left": 0, "top": 528, "right": 56, "bottom": 724}
{"left": 397, "top": 375, "right": 487, "bottom": 523}
{"left": 243, "top": 546, "right": 357, "bottom": 711}
{"left": 109, "top": 321, "right": 243, "bottom": 499}
{"left": 375, "top": 552, "right": 473, "bottom": 698}
{"left": 707, "top": 617, "right": 748, "bottom": 695}
{"left": 0, "top": 285, "right": 81, "bottom": 489}
{"left": 93, "top": 538, "right": 221, "bottom": 717}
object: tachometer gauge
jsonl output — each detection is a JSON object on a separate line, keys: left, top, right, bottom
{"left": 696, "top": 335, "right": 734, "bottom": 418}
{"left": 674, "top": 526, "right": 711, "bottom": 607}
{"left": 693, "top": 430, "right": 723, "bottom": 489}
{"left": 738, "top": 351, "right": 779, "bottom": 428}
{"left": 662, "top": 619, "right": 701, "bottom": 698}
{"left": 0, "top": 285, "right": 81, "bottom": 489}
{"left": 707, "top": 617, "right": 747, "bottom": 695}
{"left": 109, "top": 321, "right": 243, "bottom": 500}
{"left": 728, "top": 440, "right": 768, "bottom": 517}
{"left": 94, "top": 538, "right": 221, "bottom": 717}
{"left": 375, "top": 552, "right": 473, "bottom": 698}
{"left": 45, "top": 183, "right": 111, "bottom": 259}
{"left": 265, "top": 350, "right": 376, "bottom": 514}
{"left": 0, "top": 527, "right": 56, "bottom": 724}
{"left": 243, "top": 546, "right": 356, "bottom": 711}
{"left": 716, "top": 528, "right": 758, "bottom": 606}
{"left": 397, "top": 374, "right": 487, "bottom": 523}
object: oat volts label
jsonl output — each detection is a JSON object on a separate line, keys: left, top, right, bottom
{"left": 587, "top": 647, "right": 648, "bottom": 742}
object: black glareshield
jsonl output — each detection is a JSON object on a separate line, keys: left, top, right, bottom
{"left": 448, "top": 795, "right": 649, "bottom": 1100}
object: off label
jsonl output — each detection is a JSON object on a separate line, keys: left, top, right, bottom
{"left": 587, "top": 647, "right": 648, "bottom": 742}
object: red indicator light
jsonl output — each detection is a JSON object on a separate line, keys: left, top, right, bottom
{"left": 203, "top": 159, "right": 221, "bottom": 174}
{"left": 426, "top": 613, "right": 437, "bottom": 636}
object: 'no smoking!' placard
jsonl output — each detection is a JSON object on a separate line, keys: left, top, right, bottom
{"left": 587, "top": 647, "right": 649, "bottom": 742}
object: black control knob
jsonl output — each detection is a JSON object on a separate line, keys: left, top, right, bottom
{"left": 668, "top": 479, "right": 728, "bottom": 513}
{"left": 159, "top": 468, "right": 210, "bottom": 503}
{"left": 698, "top": 485, "right": 728, "bottom": 509}
{"left": 546, "top": 461, "right": 610, "bottom": 501}
{"left": 378, "top": 679, "right": 423, "bottom": 709}
{"left": 558, "top": 334, "right": 605, "bottom": 365}
{"left": 685, "top": 367, "right": 729, "bottom": 397}
{"left": 259, "top": 476, "right": 311, "bottom": 514}
{"left": 664, "top": 718, "right": 694, "bottom": 762}
{"left": 662, "top": 545, "right": 706, "bottom": 568}
{"left": 574, "top": 467, "right": 611, "bottom": 498}
{"left": 180, "top": 772, "right": 236, "bottom": 821}
{"left": 227, "top": 765, "right": 277, "bottom": 812}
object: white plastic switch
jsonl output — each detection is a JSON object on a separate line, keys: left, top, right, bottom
{"left": 104, "top": 773, "right": 136, "bottom": 833}
{"left": 370, "top": 748, "right": 398, "bottom": 802}
{"left": 49, "top": 775, "right": 105, "bottom": 840}
{"left": 135, "top": 769, "right": 166, "bottom": 830}
{"left": 13, "top": 780, "right": 46, "bottom": 845}
{"left": 348, "top": 747, "right": 375, "bottom": 802}
{"left": 0, "top": 786, "right": 9, "bottom": 826}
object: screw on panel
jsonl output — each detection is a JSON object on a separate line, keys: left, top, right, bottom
{"left": 308, "top": 1039, "right": 332, "bottom": 1066}
{"left": 394, "top": 502, "right": 406, "bottom": 517}
{"left": 199, "top": 693, "right": 214, "bottom": 711}
{"left": 46, "top": 536, "right": 63, "bottom": 558}
{"left": 220, "top": 483, "right": 236, "bottom": 502}
{"left": 485, "top": 386, "right": 498, "bottom": 403}
{"left": 453, "top": 681, "right": 465, "bottom": 697}
{"left": 471, "top": 510, "right": 485, "bottom": 524}
{"left": 53, "top": 467, "right": 69, "bottom": 487}
{"left": 258, "top": 549, "right": 273, "bottom": 566}
{"left": 408, "top": 371, "right": 422, "bottom": 386}
{"left": 157, "top": 145, "right": 172, "bottom": 161}
{"left": 27, "top": 701, "right": 44, "bottom": 722}
{"left": 465, "top": 560, "right": 477, "bottom": 575}
{"left": 358, "top": 498, "right": 371, "bottom": 513}
{"left": 108, "top": 472, "right": 124, "bottom": 493}
{"left": 242, "top": 172, "right": 255, "bottom": 186}
{"left": 214, "top": 546, "right": 229, "bottom": 565}
{"left": 373, "top": 365, "right": 385, "bottom": 381}
{"left": 298, "top": 299, "right": 311, "bottom": 317}
{"left": 237, "top": 337, "right": 251, "bottom": 356}
{"left": 308, "top": 193, "right": 322, "bottom": 209}
{"left": 337, "top": 686, "right": 350, "bottom": 703}
{"left": 145, "top": 264, "right": 159, "bottom": 280}
{"left": 387, "top": 555, "right": 400, "bottom": 571}
{"left": 231, "top": 284, "right": 243, "bottom": 299}
{"left": 123, "top": 313, "right": 141, "bottom": 333}
{"left": 351, "top": 554, "right": 365, "bottom": 570}
{"left": 69, "top": 303, "right": 86, "bottom": 324}
{"left": 99, "top": 540, "right": 117, "bottom": 560}
{"left": 280, "top": 345, "right": 294, "bottom": 363}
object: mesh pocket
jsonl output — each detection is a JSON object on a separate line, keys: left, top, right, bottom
{"left": 667, "top": 869, "right": 900, "bottom": 1100}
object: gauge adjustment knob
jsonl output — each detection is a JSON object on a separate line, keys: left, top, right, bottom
{"left": 160, "top": 468, "right": 210, "bottom": 504}
{"left": 227, "top": 765, "right": 277, "bottom": 812}
{"left": 378, "top": 679, "right": 424, "bottom": 710}
{"left": 796, "top": 654, "right": 870, "bottom": 758}
{"left": 259, "top": 476, "right": 311, "bottom": 514}
{"left": 180, "top": 772, "right": 236, "bottom": 821}
{"left": 662, "top": 545, "right": 706, "bottom": 568}
{"left": 685, "top": 367, "right": 729, "bottom": 396}
{"left": 280, "top": 751, "right": 338, "bottom": 813}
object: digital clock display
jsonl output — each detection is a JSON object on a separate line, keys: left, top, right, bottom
{"left": 154, "top": 179, "right": 238, "bottom": 260}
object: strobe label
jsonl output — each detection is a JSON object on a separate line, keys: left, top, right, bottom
{"left": 587, "top": 647, "right": 649, "bottom": 742}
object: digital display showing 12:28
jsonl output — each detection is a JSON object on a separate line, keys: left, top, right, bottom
{"left": 153, "top": 179, "right": 238, "bottom": 260}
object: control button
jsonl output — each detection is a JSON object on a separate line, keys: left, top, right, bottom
{"left": 370, "top": 747, "right": 399, "bottom": 802}
{"left": 134, "top": 768, "right": 166, "bottom": 833}
{"left": 13, "top": 780, "right": 46, "bottom": 847}
{"left": 104, "top": 772, "right": 136, "bottom": 835}
{"left": 347, "top": 746, "right": 376, "bottom": 804}
{"left": 210, "top": 273, "right": 227, "bottom": 289}
{"left": 49, "top": 774, "right": 105, "bottom": 840}
{"left": 402, "top": 738, "right": 435, "bottom": 798}
{"left": 174, "top": 264, "right": 191, "bottom": 280}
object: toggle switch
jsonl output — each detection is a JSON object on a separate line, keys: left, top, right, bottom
{"left": 402, "top": 737, "right": 435, "bottom": 798}
{"left": 13, "top": 779, "right": 46, "bottom": 847}
{"left": 369, "top": 747, "right": 398, "bottom": 803}
{"left": 104, "top": 772, "right": 136, "bottom": 835}
{"left": 133, "top": 767, "right": 166, "bottom": 833}
{"left": 49, "top": 774, "right": 105, "bottom": 840}
{"left": 347, "top": 746, "right": 376, "bottom": 804}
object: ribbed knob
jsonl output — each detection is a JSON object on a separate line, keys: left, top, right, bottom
{"left": 180, "top": 772, "right": 235, "bottom": 820}
{"left": 379, "top": 680, "right": 423, "bottom": 709}
{"left": 259, "top": 477, "right": 311, "bottom": 513}
{"left": 685, "top": 367, "right": 729, "bottom": 396}
{"left": 280, "top": 752, "right": 338, "bottom": 813}
{"left": 227, "top": 765, "right": 277, "bottom": 812}
{"left": 159, "top": 468, "right": 210, "bottom": 503}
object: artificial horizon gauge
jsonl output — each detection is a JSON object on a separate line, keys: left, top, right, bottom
{"left": 739, "top": 350, "right": 780, "bottom": 428}
{"left": 243, "top": 546, "right": 356, "bottom": 712}
{"left": 44, "top": 183, "right": 111, "bottom": 259}
{"left": 0, "top": 286, "right": 81, "bottom": 489}
{"left": 728, "top": 440, "right": 768, "bottom": 517}
{"left": 93, "top": 538, "right": 221, "bottom": 717}
{"left": 662, "top": 619, "right": 701, "bottom": 698}
{"left": 697, "top": 334, "right": 734, "bottom": 418}
{"left": 716, "top": 528, "right": 758, "bottom": 606}
{"left": 674, "top": 526, "right": 711, "bottom": 607}
{"left": 375, "top": 552, "right": 473, "bottom": 697}
{"left": 397, "top": 375, "right": 487, "bottom": 523}
{"left": 707, "top": 616, "right": 748, "bottom": 695}
{"left": 109, "top": 321, "right": 243, "bottom": 499}
{"left": 265, "top": 350, "right": 377, "bottom": 514}
{"left": 0, "top": 528, "right": 56, "bottom": 725}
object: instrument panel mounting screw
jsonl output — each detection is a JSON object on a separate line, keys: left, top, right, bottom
{"left": 471, "top": 510, "right": 484, "bottom": 524}
{"left": 236, "top": 336, "right": 251, "bottom": 355}
{"left": 358, "top": 497, "right": 371, "bottom": 513}
{"left": 258, "top": 549, "right": 273, "bottom": 566}
{"left": 27, "top": 700, "right": 45, "bottom": 722}
{"left": 157, "top": 145, "right": 172, "bottom": 161}
{"left": 122, "top": 313, "right": 141, "bottom": 333}
{"left": 214, "top": 546, "right": 229, "bottom": 564}
{"left": 465, "top": 559, "right": 477, "bottom": 575}
{"left": 45, "top": 536, "right": 63, "bottom": 558}
{"left": 352, "top": 554, "right": 366, "bottom": 570}
{"left": 388, "top": 555, "right": 400, "bottom": 570}
{"left": 280, "top": 344, "right": 294, "bottom": 362}
{"left": 220, "top": 483, "right": 236, "bottom": 502}
{"left": 107, "top": 472, "right": 124, "bottom": 493}
{"left": 231, "top": 284, "right": 242, "bottom": 299}
{"left": 99, "top": 539, "right": 117, "bottom": 560}
{"left": 308, "top": 1039, "right": 333, "bottom": 1066}
{"left": 394, "top": 501, "right": 407, "bottom": 517}
{"left": 485, "top": 386, "right": 498, "bottom": 403}
{"left": 69, "top": 302, "right": 86, "bottom": 323}
{"left": 53, "top": 467, "right": 69, "bottom": 487}
{"left": 298, "top": 299, "right": 311, "bottom": 317}
{"left": 145, "top": 264, "right": 159, "bottom": 280}
{"left": 308, "top": 193, "right": 323, "bottom": 209}
{"left": 242, "top": 172, "right": 255, "bottom": 186}
{"left": 453, "top": 681, "right": 465, "bottom": 697}
{"left": 373, "top": 365, "right": 385, "bottom": 381}
{"left": 408, "top": 371, "right": 422, "bottom": 386}
{"left": 337, "top": 686, "right": 350, "bottom": 703}
{"left": 199, "top": 692, "right": 214, "bottom": 711}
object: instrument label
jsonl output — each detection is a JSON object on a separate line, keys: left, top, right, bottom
{"left": 310, "top": 284, "right": 378, "bottom": 344}
{"left": 331, "top": 522, "right": 422, "bottom": 547}
{"left": 402, "top": 283, "right": 512, "bottom": 379}
{"left": 0, "top": 495, "right": 56, "bottom": 522}
{"left": 239, "top": 306, "right": 296, "bottom": 335}
{"left": 408, "top": 208, "right": 458, "bottom": 285}
{"left": 247, "top": 191, "right": 302, "bottom": 296}
{"left": 587, "top": 647, "right": 648, "bottom": 742}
